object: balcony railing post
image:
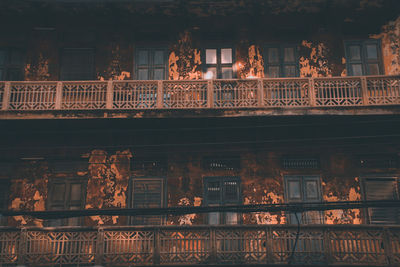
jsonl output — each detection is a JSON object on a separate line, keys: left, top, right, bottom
{"left": 258, "top": 79, "right": 264, "bottom": 107}
{"left": 106, "top": 80, "right": 114, "bottom": 109}
{"left": 308, "top": 78, "right": 316, "bottom": 106}
{"left": 265, "top": 226, "right": 273, "bottom": 264}
{"left": 157, "top": 81, "right": 163, "bottom": 108}
{"left": 55, "top": 82, "right": 63, "bottom": 110}
{"left": 323, "top": 227, "right": 332, "bottom": 265}
{"left": 383, "top": 227, "right": 394, "bottom": 267}
{"left": 207, "top": 80, "right": 214, "bottom": 108}
{"left": 360, "top": 77, "right": 369, "bottom": 105}
{"left": 209, "top": 227, "right": 217, "bottom": 263}
{"left": 153, "top": 227, "right": 160, "bottom": 265}
{"left": 18, "top": 228, "right": 27, "bottom": 266}
{"left": 2, "top": 81, "right": 11, "bottom": 110}
{"left": 95, "top": 228, "right": 104, "bottom": 266}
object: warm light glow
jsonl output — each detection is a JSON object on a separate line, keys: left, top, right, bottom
{"left": 246, "top": 75, "right": 256, "bottom": 79}
{"left": 204, "top": 71, "right": 214, "bottom": 79}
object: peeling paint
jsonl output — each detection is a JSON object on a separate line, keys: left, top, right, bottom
{"left": 299, "top": 40, "right": 332, "bottom": 77}
{"left": 97, "top": 43, "right": 132, "bottom": 81}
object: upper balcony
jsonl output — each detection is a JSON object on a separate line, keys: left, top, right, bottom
{"left": 0, "top": 75, "right": 400, "bottom": 120}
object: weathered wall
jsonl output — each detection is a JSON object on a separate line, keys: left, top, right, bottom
{"left": 372, "top": 16, "right": 400, "bottom": 75}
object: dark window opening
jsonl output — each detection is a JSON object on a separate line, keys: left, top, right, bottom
{"left": 60, "top": 48, "right": 95, "bottom": 80}
{"left": 345, "top": 40, "right": 382, "bottom": 76}
{"left": 204, "top": 176, "right": 241, "bottom": 225}
{"left": 135, "top": 48, "right": 167, "bottom": 80}
{"left": 0, "top": 48, "right": 24, "bottom": 81}
{"left": 263, "top": 45, "right": 298, "bottom": 78}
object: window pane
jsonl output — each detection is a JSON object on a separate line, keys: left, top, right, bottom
{"left": 283, "top": 47, "right": 295, "bottom": 63}
{"left": 205, "top": 67, "right": 216, "bottom": 79}
{"left": 67, "top": 206, "right": 80, "bottom": 226}
{"left": 305, "top": 181, "right": 318, "bottom": 199}
{"left": 60, "top": 49, "right": 94, "bottom": 80}
{"left": 70, "top": 183, "right": 82, "bottom": 202}
{"left": 153, "top": 68, "right": 164, "bottom": 80}
{"left": 284, "top": 65, "right": 296, "bottom": 77}
{"left": 366, "top": 44, "right": 378, "bottom": 59}
{"left": 221, "top": 67, "right": 233, "bottom": 79}
{"left": 9, "top": 50, "right": 23, "bottom": 65}
{"left": 206, "top": 181, "right": 221, "bottom": 203}
{"left": 6, "top": 69, "right": 22, "bottom": 81}
{"left": 138, "top": 50, "right": 149, "bottom": 66}
{"left": 0, "top": 50, "right": 6, "bottom": 65}
{"left": 351, "top": 64, "right": 363, "bottom": 76}
{"left": 138, "top": 69, "right": 149, "bottom": 80}
{"left": 268, "top": 48, "right": 279, "bottom": 64}
{"left": 349, "top": 45, "right": 361, "bottom": 61}
{"left": 368, "top": 63, "right": 380, "bottom": 75}
{"left": 52, "top": 184, "right": 66, "bottom": 201}
{"left": 267, "top": 66, "right": 280, "bottom": 78}
{"left": 154, "top": 50, "right": 165, "bottom": 65}
{"left": 226, "top": 212, "right": 238, "bottom": 225}
{"left": 288, "top": 181, "right": 301, "bottom": 199}
{"left": 133, "top": 180, "right": 162, "bottom": 208}
{"left": 221, "top": 48, "right": 232, "bottom": 64}
{"left": 224, "top": 181, "right": 238, "bottom": 202}
{"left": 206, "top": 49, "right": 217, "bottom": 64}
{"left": 208, "top": 212, "right": 220, "bottom": 225}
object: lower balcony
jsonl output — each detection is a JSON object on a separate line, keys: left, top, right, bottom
{"left": 0, "top": 75, "right": 400, "bottom": 119}
{"left": 1, "top": 225, "right": 399, "bottom": 266}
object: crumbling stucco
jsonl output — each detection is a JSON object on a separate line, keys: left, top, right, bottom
{"left": 168, "top": 31, "right": 202, "bottom": 80}
{"left": 237, "top": 43, "right": 264, "bottom": 79}
{"left": 97, "top": 43, "right": 132, "bottom": 81}
{"left": 85, "top": 149, "right": 132, "bottom": 226}
{"left": 299, "top": 40, "right": 333, "bottom": 77}
{"left": 372, "top": 16, "right": 400, "bottom": 75}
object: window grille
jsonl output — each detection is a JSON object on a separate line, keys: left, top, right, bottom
{"left": 282, "top": 158, "right": 320, "bottom": 169}
{"left": 202, "top": 156, "right": 240, "bottom": 171}
{"left": 359, "top": 155, "right": 398, "bottom": 169}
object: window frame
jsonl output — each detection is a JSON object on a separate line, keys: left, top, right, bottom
{"left": 344, "top": 39, "right": 383, "bottom": 76}
{"left": 360, "top": 175, "right": 399, "bottom": 224}
{"left": 203, "top": 176, "right": 241, "bottom": 225}
{"left": 263, "top": 44, "right": 299, "bottom": 78}
{"left": 0, "top": 47, "right": 25, "bottom": 81}
{"left": 202, "top": 45, "right": 236, "bottom": 79}
{"left": 59, "top": 48, "right": 96, "bottom": 81}
{"left": 46, "top": 177, "right": 87, "bottom": 226}
{"left": 128, "top": 177, "right": 167, "bottom": 225}
{"left": 134, "top": 46, "right": 169, "bottom": 80}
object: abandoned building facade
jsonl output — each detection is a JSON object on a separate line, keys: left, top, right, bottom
{"left": 0, "top": 0, "right": 400, "bottom": 266}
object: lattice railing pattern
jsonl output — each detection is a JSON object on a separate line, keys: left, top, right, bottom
{"left": 367, "top": 76, "right": 400, "bottom": 105}
{"left": 1, "top": 76, "right": 400, "bottom": 112}
{"left": 213, "top": 80, "right": 258, "bottom": 108}
{"left": 314, "top": 77, "right": 363, "bottom": 106}
{"left": 263, "top": 79, "right": 309, "bottom": 107}
{"left": 0, "top": 231, "right": 19, "bottom": 264}
{"left": 62, "top": 82, "right": 107, "bottom": 109}
{"left": 113, "top": 81, "right": 157, "bottom": 109}
{"left": 8, "top": 82, "right": 57, "bottom": 110}
{"left": 163, "top": 80, "right": 208, "bottom": 108}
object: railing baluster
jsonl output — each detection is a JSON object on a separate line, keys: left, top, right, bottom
{"left": 1, "top": 81, "right": 10, "bottom": 110}
{"left": 153, "top": 227, "right": 160, "bottom": 265}
{"left": 258, "top": 79, "right": 264, "bottom": 107}
{"left": 106, "top": 80, "right": 114, "bottom": 109}
{"left": 95, "top": 228, "right": 104, "bottom": 266}
{"left": 207, "top": 80, "right": 214, "bottom": 108}
{"left": 157, "top": 80, "right": 163, "bottom": 108}
{"left": 308, "top": 78, "right": 315, "bottom": 106}
{"left": 55, "top": 82, "right": 63, "bottom": 109}
{"left": 361, "top": 76, "right": 369, "bottom": 105}
{"left": 210, "top": 227, "right": 217, "bottom": 263}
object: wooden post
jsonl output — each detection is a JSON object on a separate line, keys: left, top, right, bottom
{"left": 258, "top": 79, "right": 264, "bottom": 107}
{"left": 157, "top": 81, "right": 163, "bottom": 108}
{"left": 308, "top": 78, "right": 316, "bottom": 107}
{"left": 18, "top": 228, "right": 28, "bottom": 265}
{"left": 207, "top": 80, "right": 214, "bottom": 108}
{"left": 2, "top": 82, "right": 11, "bottom": 110}
{"left": 265, "top": 226, "right": 273, "bottom": 264}
{"left": 210, "top": 227, "right": 217, "bottom": 264}
{"left": 95, "top": 228, "right": 104, "bottom": 266}
{"left": 55, "top": 82, "right": 63, "bottom": 110}
{"left": 323, "top": 227, "right": 332, "bottom": 265}
{"left": 383, "top": 228, "right": 394, "bottom": 267}
{"left": 153, "top": 228, "right": 160, "bottom": 265}
{"left": 106, "top": 80, "right": 113, "bottom": 110}
{"left": 360, "top": 77, "right": 369, "bottom": 105}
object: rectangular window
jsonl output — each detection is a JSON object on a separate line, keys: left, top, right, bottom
{"left": 363, "top": 177, "right": 399, "bottom": 224}
{"left": 264, "top": 45, "right": 298, "bottom": 78}
{"left": 47, "top": 178, "right": 86, "bottom": 226}
{"left": 284, "top": 175, "right": 323, "bottom": 224}
{"left": 204, "top": 176, "right": 240, "bottom": 225}
{"left": 130, "top": 178, "right": 165, "bottom": 225}
{"left": 135, "top": 48, "right": 167, "bottom": 80}
{"left": 60, "top": 48, "right": 95, "bottom": 80}
{"left": 203, "top": 47, "right": 234, "bottom": 79}
{"left": 345, "top": 40, "right": 382, "bottom": 76}
{"left": 0, "top": 48, "right": 24, "bottom": 81}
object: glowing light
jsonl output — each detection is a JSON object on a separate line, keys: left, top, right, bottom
{"left": 204, "top": 71, "right": 214, "bottom": 79}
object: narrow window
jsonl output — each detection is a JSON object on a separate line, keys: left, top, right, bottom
{"left": 284, "top": 175, "right": 323, "bottom": 224}
{"left": 0, "top": 48, "right": 24, "bottom": 81}
{"left": 204, "top": 176, "right": 240, "bottom": 225}
{"left": 135, "top": 48, "right": 167, "bottom": 80}
{"left": 363, "top": 177, "right": 399, "bottom": 224}
{"left": 264, "top": 45, "right": 298, "bottom": 78}
{"left": 47, "top": 178, "right": 86, "bottom": 226}
{"left": 60, "top": 48, "right": 95, "bottom": 80}
{"left": 345, "top": 40, "right": 382, "bottom": 76}
{"left": 203, "top": 47, "right": 234, "bottom": 79}
{"left": 130, "top": 178, "right": 165, "bottom": 225}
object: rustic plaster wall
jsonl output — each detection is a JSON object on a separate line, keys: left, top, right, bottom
{"left": 97, "top": 42, "right": 132, "bottom": 81}
{"left": 372, "top": 16, "right": 400, "bottom": 75}
{"left": 8, "top": 161, "right": 49, "bottom": 227}
{"left": 85, "top": 149, "right": 132, "bottom": 226}
{"left": 168, "top": 31, "right": 202, "bottom": 80}
{"left": 237, "top": 43, "right": 264, "bottom": 79}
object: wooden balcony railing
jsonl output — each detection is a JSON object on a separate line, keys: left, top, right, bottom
{"left": 0, "top": 225, "right": 399, "bottom": 266}
{"left": 1, "top": 75, "right": 399, "bottom": 111}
